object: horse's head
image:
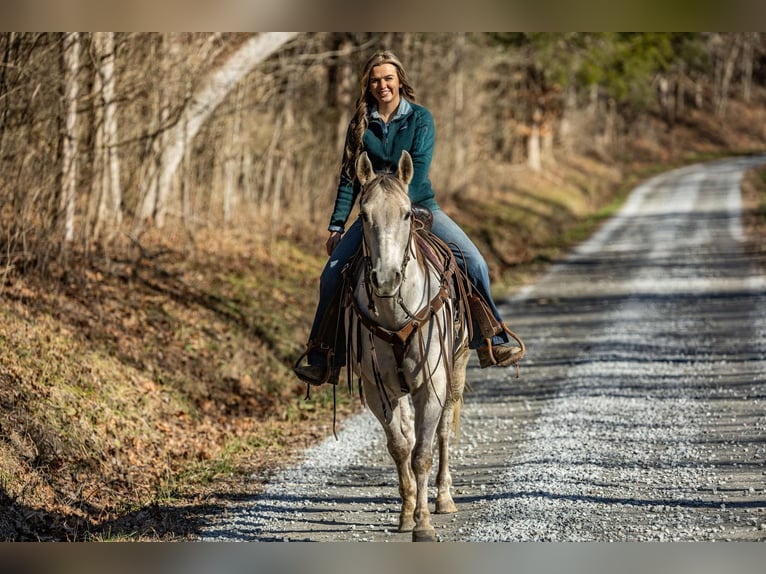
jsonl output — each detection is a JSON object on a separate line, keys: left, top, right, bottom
{"left": 357, "top": 150, "right": 414, "bottom": 298}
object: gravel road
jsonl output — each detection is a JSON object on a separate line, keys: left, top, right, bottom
{"left": 202, "top": 156, "right": 766, "bottom": 542}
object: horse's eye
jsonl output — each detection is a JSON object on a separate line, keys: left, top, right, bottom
{"left": 404, "top": 211, "right": 412, "bottom": 221}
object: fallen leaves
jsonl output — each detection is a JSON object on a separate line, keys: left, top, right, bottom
{"left": 0, "top": 231, "right": 340, "bottom": 540}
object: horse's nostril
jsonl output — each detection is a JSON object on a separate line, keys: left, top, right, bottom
{"left": 369, "top": 269, "right": 402, "bottom": 295}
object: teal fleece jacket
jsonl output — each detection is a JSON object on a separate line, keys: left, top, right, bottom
{"left": 329, "top": 98, "right": 440, "bottom": 232}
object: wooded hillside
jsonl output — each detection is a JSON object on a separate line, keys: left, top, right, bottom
{"left": 1, "top": 32, "right": 763, "bottom": 270}
{"left": 1, "top": 32, "right": 766, "bottom": 540}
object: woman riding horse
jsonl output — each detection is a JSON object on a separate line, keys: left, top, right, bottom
{"left": 295, "top": 49, "right": 523, "bottom": 386}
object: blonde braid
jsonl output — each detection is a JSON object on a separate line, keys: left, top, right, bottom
{"left": 341, "top": 99, "right": 368, "bottom": 179}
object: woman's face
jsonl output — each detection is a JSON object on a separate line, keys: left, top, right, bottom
{"left": 367, "top": 63, "right": 401, "bottom": 107}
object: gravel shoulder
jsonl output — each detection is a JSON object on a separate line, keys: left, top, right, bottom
{"left": 201, "top": 157, "right": 766, "bottom": 542}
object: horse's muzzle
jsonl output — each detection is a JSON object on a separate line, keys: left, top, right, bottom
{"left": 370, "top": 269, "right": 402, "bottom": 298}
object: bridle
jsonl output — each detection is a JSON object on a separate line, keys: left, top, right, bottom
{"left": 359, "top": 185, "right": 421, "bottom": 319}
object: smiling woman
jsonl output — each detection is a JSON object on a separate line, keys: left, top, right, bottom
{"left": 293, "top": 50, "right": 524, "bottom": 387}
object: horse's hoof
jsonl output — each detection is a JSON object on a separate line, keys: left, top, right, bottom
{"left": 412, "top": 528, "right": 436, "bottom": 542}
{"left": 435, "top": 499, "right": 457, "bottom": 514}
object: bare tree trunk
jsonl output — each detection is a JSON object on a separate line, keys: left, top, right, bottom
{"left": 154, "top": 33, "right": 183, "bottom": 229}
{"left": 137, "top": 35, "right": 169, "bottom": 230}
{"left": 60, "top": 32, "right": 79, "bottom": 246}
{"left": 223, "top": 82, "right": 245, "bottom": 225}
{"left": 271, "top": 153, "right": 286, "bottom": 232}
{"left": 741, "top": 32, "right": 757, "bottom": 103}
{"left": 102, "top": 32, "right": 121, "bottom": 232}
{"left": 714, "top": 34, "right": 740, "bottom": 118}
{"left": 587, "top": 83, "right": 599, "bottom": 118}
{"left": 541, "top": 123, "right": 554, "bottom": 163}
{"left": 674, "top": 63, "right": 686, "bottom": 118}
{"left": 241, "top": 134, "right": 254, "bottom": 204}
{"left": 657, "top": 74, "right": 674, "bottom": 125}
{"left": 694, "top": 81, "right": 703, "bottom": 108}
{"left": 260, "top": 102, "right": 285, "bottom": 218}
{"left": 603, "top": 97, "right": 616, "bottom": 148}
{"left": 0, "top": 33, "right": 15, "bottom": 158}
{"left": 269, "top": 95, "right": 294, "bottom": 232}
{"left": 136, "top": 32, "right": 298, "bottom": 230}
{"left": 181, "top": 130, "right": 193, "bottom": 230}
{"left": 559, "top": 86, "right": 576, "bottom": 152}
{"left": 93, "top": 32, "right": 121, "bottom": 242}
{"left": 527, "top": 108, "right": 542, "bottom": 171}
{"left": 328, "top": 33, "right": 354, "bottom": 152}
{"left": 449, "top": 33, "right": 466, "bottom": 187}
{"left": 90, "top": 35, "right": 105, "bottom": 245}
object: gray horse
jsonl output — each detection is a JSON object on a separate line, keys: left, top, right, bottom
{"left": 346, "top": 150, "right": 470, "bottom": 542}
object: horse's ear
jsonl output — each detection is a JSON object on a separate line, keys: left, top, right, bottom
{"left": 356, "top": 152, "right": 374, "bottom": 186}
{"left": 397, "top": 151, "right": 413, "bottom": 186}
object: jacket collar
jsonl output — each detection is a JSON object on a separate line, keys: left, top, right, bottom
{"left": 370, "top": 96, "right": 412, "bottom": 124}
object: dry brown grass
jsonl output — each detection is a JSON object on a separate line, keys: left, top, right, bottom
{"left": 0, "top": 226, "right": 357, "bottom": 540}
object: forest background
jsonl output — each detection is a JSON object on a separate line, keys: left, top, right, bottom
{"left": 1, "top": 32, "right": 766, "bottom": 540}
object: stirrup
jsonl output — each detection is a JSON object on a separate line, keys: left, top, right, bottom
{"left": 294, "top": 363, "right": 330, "bottom": 386}
{"left": 479, "top": 324, "right": 525, "bottom": 377}
{"left": 501, "top": 322, "right": 525, "bottom": 362}
{"left": 293, "top": 341, "right": 336, "bottom": 386}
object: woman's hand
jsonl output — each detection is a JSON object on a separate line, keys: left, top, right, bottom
{"left": 326, "top": 231, "right": 342, "bottom": 256}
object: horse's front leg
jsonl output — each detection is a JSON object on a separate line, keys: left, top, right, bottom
{"left": 410, "top": 385, "right": 445, "bottom": 542}
{"left": 362, "top": 380, "right": 416, "bottom": 532}
{"left": 390, "top": 395, "right": 417, "bottom": 532}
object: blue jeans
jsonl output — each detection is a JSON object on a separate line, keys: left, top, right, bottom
{"left": 307, "top": 208, "right": 510, "bottom": 365}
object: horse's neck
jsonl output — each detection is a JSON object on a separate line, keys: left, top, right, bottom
{"left": 364, "top": 246, "right": 437, "bottom": 330}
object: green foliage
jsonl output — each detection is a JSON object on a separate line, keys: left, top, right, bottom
{"left": 490, "top": 32, "right": 707, "bottom": 111}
